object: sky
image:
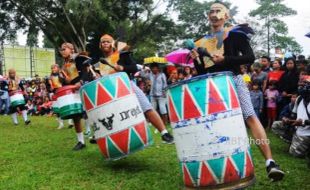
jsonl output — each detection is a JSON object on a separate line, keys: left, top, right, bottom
{"left": 17, "top": 0, "right": 310, "bottom": 56}
{"left": 227, "top": 0, "right": 310, "bottom": 56}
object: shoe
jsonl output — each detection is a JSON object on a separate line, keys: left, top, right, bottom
{"left": 57, "top": 125, "right": 64, "bottom": 129}
{"left": 84, "top": 131, "right": 91, "bottom": 136}
{"left": 266, "top": 161, "right": 285, "bottom": 182}
{"left": 25, "top": 120, "right": 31, "bottom": 125}
{"left": 161, "top": 133, "right": 174, "bottom": 144}
{"left": 68, "top": 125, "right": 74, "bottom": 129}
{"left": 89, "top": 136, "right": 97, "bottom": 144}
{"left": 14, "top": 122, "right": 18, "bottom": 126}
{"left": 72, "top": 142, "right": 86, "bottom": 151}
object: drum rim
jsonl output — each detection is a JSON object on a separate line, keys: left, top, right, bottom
{"left": 55, "top": 85, "right": 77, "bottom": 93}
{"left": 79, "top": 72, "right": 126, "bottom": 92}
{"left": 167, "top": 71, "right": 233, "bottom": 89}
{"left": 9, "top": 90, "right": 23, "bottom": 96}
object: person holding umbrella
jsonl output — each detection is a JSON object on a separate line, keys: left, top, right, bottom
{"left": 190, "top": 2, "right": 284, "bottom": 181}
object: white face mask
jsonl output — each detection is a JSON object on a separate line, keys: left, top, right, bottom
{"left": 209, "top": 3, "right": 229, "bottom": 20}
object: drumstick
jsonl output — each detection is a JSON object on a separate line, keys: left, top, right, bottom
{"left": 99, "top": 58, "right": 116, "bottom": 70}
{"left": 88, "top": 64, "right": 98, "bottom": 79}
{"left": 60, "top": 69, "right": 69, "bottom": 79}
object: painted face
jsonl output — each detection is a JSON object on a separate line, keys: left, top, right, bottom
{"left": 52, "top": 66, "right": 59, "bottom": 74}
{"left": 208, "top": 3, "right": 229, "bottom": 28}
{"left": 100, "top": 41, "right": 112, "bottom": 53}
{"left": 9, "top": 70, "right": 16, "bottom": 79}
{"left": 60, "top": 46, "right": 72, "bottom": 59}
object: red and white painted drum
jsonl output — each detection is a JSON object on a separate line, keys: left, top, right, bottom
{"left": 167, "top": 72, "right": 255, "bottom": 189}
{"left": 9, "top": 90, "right": 25, "bottom": 107}
{"left": 80, "top": 72, "right": 153, "bottom": 161}
{"left": 51, "top": 94, "right": 59, "bottom": 114}
{"left": 55, "top": 85, "right": 83, "bottom": 119}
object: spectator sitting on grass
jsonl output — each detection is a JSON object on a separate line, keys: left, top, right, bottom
{"left": 25, "top": 99, "right": 35, "bottom": 116}
{"left": 272, "top": 94, "right": 298, "bottom": 143}
{"left": 289, "top": 75, "right": 310, "bottom": 159}
{"left": 40, "top": 96, "right": 52, "bottom": 116}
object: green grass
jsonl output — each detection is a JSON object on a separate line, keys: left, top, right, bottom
{"left": 0, "top": 116, "right": 309, "bottom": 190}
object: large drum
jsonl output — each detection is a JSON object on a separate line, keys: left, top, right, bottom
{"left": 9, "top": 90, "right": 25, "bottom": 107}
{"left": 167, "top": 72, "right": 255, "bottom": 189}
{"left": 80, "top": 72, "right": 153, "bottom": 160}
{"left": 51, "top": 95, "right": 59, "bottom": 114}
{"left": 55, "top": 85, "right": 83, "bottom": 119}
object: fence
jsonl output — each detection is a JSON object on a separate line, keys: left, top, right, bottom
{"left": 0, "top": 45, "right": 55, "bottom": 79}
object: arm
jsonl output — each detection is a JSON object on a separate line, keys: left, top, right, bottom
{"left": 259, "top": 92, "right": 264, "bottom": 110}
{"left": 162, "top": 73, "right": 168, "bottom": 96}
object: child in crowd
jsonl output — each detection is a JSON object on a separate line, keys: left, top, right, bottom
{"left": 25, "top": 99, "right": 35, "bottom": 116}
{"left": 265, "top": 82, "right": 280, "bottom": 129}
{"left": 250, "top": 81, "right": 264, "bottom": 119}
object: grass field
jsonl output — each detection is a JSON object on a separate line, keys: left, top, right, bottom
{"left": 0, "top": 116, "right": 309, "bottom": 190}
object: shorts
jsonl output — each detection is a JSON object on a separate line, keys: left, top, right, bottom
{"left": 151, "top": 96, "right": 167, "bottom": 115}
{"left": 233, "top": 75, "right": 256, "bottom": 120}
{"left": 131, "top": 81, "right": 153, "bottom": 113}
{"left": 267, "top": 107, "right": 277, "bottom": 120}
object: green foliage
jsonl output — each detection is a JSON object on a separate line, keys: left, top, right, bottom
{"left": 0, "top": 0, "right": 179, "bottom": 59}
{"left": 26, "top": 24, "right": 39, "bottom": 47}
{"left": 249, "top": 0, "right": 302, "bottom": 54}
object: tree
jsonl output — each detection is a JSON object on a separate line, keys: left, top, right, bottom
{"left": 26, "top": 24, "right": 39, "bottom": 47}
{"left": 249, "top": 0, "right": 302, "bottom": 55}
{"left": 0, "top": 0, "right": 180, "bottom": 62}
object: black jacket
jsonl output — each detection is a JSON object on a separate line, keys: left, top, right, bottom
{"left": 194, "top": 32, "right": 255, "bottom": 75}
{"left": 95, "top": 51, "right": 138, "bottom": 79}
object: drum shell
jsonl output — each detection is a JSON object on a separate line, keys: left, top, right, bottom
{"left": 80, "top": 72, "right": 153, "bottom": 160}
{"left": 167, "top": 72, "right": 255, "bottom": 189}
{"left": 51, "top": 95, "right": 59, "bottom": 114}
{"left": 55, "top": 85, "right": 83, "bottom": 119}
{"left": 9, "top": 90, "right": 25, "bottom": 107}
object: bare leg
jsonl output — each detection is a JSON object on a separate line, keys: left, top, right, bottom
{"left": 161, "top": 114, "right": 169, "bottom": 125}
{"left": 73, "top": 117, "right": 82, "bottom": 133}
{"left": 145, "top": 109, "right": 166, "bottom": 132}
{"left": 246, "top": 115, "right": 272, "bottom": 160}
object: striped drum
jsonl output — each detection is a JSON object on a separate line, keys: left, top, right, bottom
{"left": 167, "top": 72, "right": 255, "bottom": 189}
{"left": 51, "top": 95, "right": 59, "bottom": 114}
{"left": 80, "top": 72, "right": 153, "bottom": 160}
{"left": 9, "top": 90, "right": 25, "bottom": 107}
{"left": 55, "top": 85, "right": 83, "bottom": 119}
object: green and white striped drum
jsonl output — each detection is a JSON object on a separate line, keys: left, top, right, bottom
{"left": 9, "top": 90, "right": 25, "bottom": 107}
{"left": 167, "top": 72, "right": 255, "bottom": 189}
{"left": 51, "top": 95, "right": 59, "bottom": 114}
{"left": 80, "top": 72, "right": 153, "bottom": 161}
{"left": 55, "top": 85, "right": 83, "bottom": 119}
